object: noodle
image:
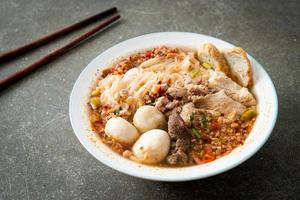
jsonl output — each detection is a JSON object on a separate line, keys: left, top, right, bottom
{"left": 96, "top": 51, "right": 198, "bottom": 114}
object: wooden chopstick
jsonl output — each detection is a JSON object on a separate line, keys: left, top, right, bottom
{"left": 0, "top": 7, "right": 118, "bottom": 63}
{"left": 0, "top": 14, "right": 120, "bottom": 91}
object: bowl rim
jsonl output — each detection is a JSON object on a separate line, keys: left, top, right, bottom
{"left": 69, "top": 32, "right": 278, "bottom": 181}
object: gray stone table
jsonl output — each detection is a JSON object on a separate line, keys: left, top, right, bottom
{"left": 0, "top": 0, "right": 299, "bottom": 199}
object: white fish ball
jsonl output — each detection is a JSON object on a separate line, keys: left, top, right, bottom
{"left": 105, "top": 117, "right": 139, "bottom": 145}
{"left": 132, "top": 129, "right": 170, "bottom": 164}
{"left": 133, "top": 105, "right": 166, "bottom": 133}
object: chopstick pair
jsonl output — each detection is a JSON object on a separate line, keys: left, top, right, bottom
{"left": 0, "top": 7, "right": 120, "bottom": 91}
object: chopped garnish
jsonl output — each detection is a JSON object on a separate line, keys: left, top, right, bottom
{"left": 149, "top": 102, "right": 156, "bottom": 106}
{"left": 144, "top": 51, "right": 153, "bottom": 59}
{"left": 191, "top": 128, "right": 201, "bottom": 139}
{"left": 191, "top": 68, "right": 200, "bottom": 77}
{"left": 210, "top": 120, "right": 219, "bottom": 130}
{"left": 241, "top": 107, "right": 256, "bottom": 121}
{"left": 113, "top": 107, "right": 123, "bottom": 115}
{"left": 192, "top": 148, "right": 215, "bottom": 164}
{"left": 200, "top": 114, "right": 208, "bottom": 128}
{"left": 91, "top": 89, "right": 100, "bottom": 97}
{"left": 90, "top": 113, "right": 101, "bottom": 123}
{"left": 101, "top": 68, "right": 112, "bottom": 77}
{"left": 90, "top": 97, "right": 101, "bottom": 109}
{"left": 202, "top": 62, "right": 212, "bottom": 69}
{"left": 201, "top": 145, "right": 215, "bottom": 163}
{"left": 190, "top": 112, "right": 195, "bottom": 122}
{"left": 113, "top": 63, "right": 123, "bottom": 71}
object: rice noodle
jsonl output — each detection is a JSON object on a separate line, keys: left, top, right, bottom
{"left": 97, "top": 50, "right": 199, "bottom": 114}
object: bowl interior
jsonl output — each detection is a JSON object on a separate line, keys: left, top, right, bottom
{"left": 69, "top": 32, "right": 278, "bottom": 181}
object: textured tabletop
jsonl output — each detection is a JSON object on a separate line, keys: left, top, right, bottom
{"left": 0, "top": 0, "right": 299, "bottom": 199}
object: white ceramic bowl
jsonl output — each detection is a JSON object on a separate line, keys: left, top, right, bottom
{"left": 69, "top": 32, "right": 278, "bottom": 181}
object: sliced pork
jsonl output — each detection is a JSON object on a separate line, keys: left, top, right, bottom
{"left": 193, "top": 90, "right": 246, "bottom": 115}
